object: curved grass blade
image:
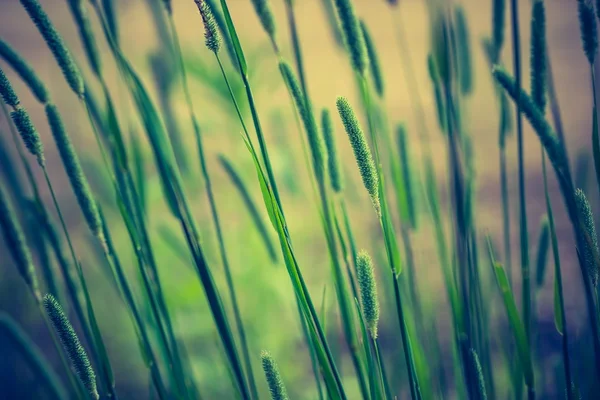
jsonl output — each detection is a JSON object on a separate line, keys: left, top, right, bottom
{"left": 486, "top": 237, "right": 534, "bottom": 390}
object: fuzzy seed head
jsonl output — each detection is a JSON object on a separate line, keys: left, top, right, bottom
{"left": 195, "top": 0, "right": 221, "bottom": 53}
{"left": 0, "top": 67, "right": 19, "bottom": 107}
{"left": 492, "top": 0, "right": 506, "bottom": 60}
{"left": 357, "top": 250, "right": 379, "bottom": 339}
{"left": 578, "top": 0, "right": 598, "bottom": 65}
{"left": 45, "top": 104, "right": 102, "bottom": 242}
{"left": 261, "top": 351, "right": 289, "bottom": 400}
{"left": 20, "top": 0, "right": 85, "bottom": 97}
{"left": 321, "top": 108, "right": 344, "bottom": 192}
{"left": 0, "top": 39, "right": 49, "bottom": 104}
{"left": 0, "top": 185, "right": 40, "bottom": 300}
{"left": 280, "top": 62, "right": 326, "bottom": 180}
{"left": 250, "top": 0, "right": 276, "bottom": 42}
{"left": 334, "top": 0, "right": 367, "bottom": 74}
{"left": 575, "top": 188, "right": 599, "bottom": 286}
{"left": 43, "top": 294, "right": 98, "bottom": 399}
{"left": 336, "top": 97, "right": 379, "bottom": 211}
{"left": 530, "top": 0, "right": 547, "bottom": 112}
{"left": 360, "top": 20, "right": 384, "bottom": 98}
{"left": 492, "top": 67, "right": 563, "bottom": 169}
{"left": 11, "top": 108, "right": 45, "bottom": 166}
{"left": 66, "top": 0, "right": 102, "bottom": 77}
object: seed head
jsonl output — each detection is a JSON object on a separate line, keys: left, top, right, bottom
{"left": 45, "top": 104, "right": 103, "bottom": 244}
{"left": 357, "top": 250, "right": 379, "bottom": 339}
{"left": 250, "top": 0, "right": 276, "bottom": 43}
{"left": 577, "top": 0, "right": 598, "bottom": 65}
{"left": 194, "top": 0, "right": 221, "bottom": 53}
{"left": 334, "top": 0, "right": 367, "bottom": 74}
{"left": 336, "top": 97, "right": 379, "bottom": 212}
{"left": 0, "top": 39, "right": 49, "bottom": 104}
{"left": 0, "top": 67, "right": 19, "bottom": 107}
{"left": 261, "top": 351, "right": 289, "bottom": 400}
{"left": 575, "top": 188, "right": 599, "bottom": 286}
{"left": 11, "top": 108, "right": 45, "bottom": 166}
{"left": 360, "top": 21, "right": 384, "bottom": 97}
{"left": 321, "top": 108, "right": 344, "bottom": 192}
{"left": 492, "top": 67, "right": 563, "bottom": 170}
{"left": 20, "top": 0, "right": 85, "bottom": 97}
{"left": 0, "top": 184, "right": 40, "bottom": 300}
{"left": 530, "top": 0, "right": 547, "bottom": 112}
{"left": 43, "top": 294, "right": 98, "bottom": 399}
{"left": 66, "top": 0, "right": 102, "bottom": 77}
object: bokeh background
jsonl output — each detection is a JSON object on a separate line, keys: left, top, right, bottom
{"left": 0, "top": 0, "right": 596, "bottom": 398}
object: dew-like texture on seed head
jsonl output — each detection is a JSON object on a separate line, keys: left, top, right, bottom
{"left": 250, "top": 0, "right": 276, "bottom": 42}
{"left": 321, "top": 108, "right": 343, "bottom": 192}
{"left": 66, "top": 0, "right": 102, "bottom": 77}
{"left": 0, "top": 184, "right": 40, "bottom": 300}
{"left": 194, "top": 0, "right": 221, "bottom": 53}
{"left": 0, "top": 67, "right": 19, "bottom": 107}
{"left": 0, "top": 40, "right": 49, "bottom": 104}
{"left": 530, "top": 0, "right": 547, "bottom": 112}
{"left": 469, "top": 348, "right": 487, "bottom": 400}
{"left": 336, "top": 97, "right": 379, "bottom": 210}
{"left": 45, "top": 104, "right": 102, "bottom": 241}
{"left": 280, "top": 62, "right": 326, "bottom": 180}
{"left": 455, "top": 6, "right": 473, "bottom": 95}
{"left": 334, "top": 0, "right": 367, "bottom": 74}
{"left": 578, "top": 0, "right": 598, "bottom": 65}
{"left": 357, "top": 250, "right": 379, "bottom": 339}
{"left": 11, "top": 108, "right": 45, "bottom": 166}
{"left": 261, "top": 351, "right": 289, "bottom": 400}
{"left": 575, "top": 188, "right": 599, "bottom": 287}
{"left": 492, "top": 0, "right": 506, "bottom": 60}
{"left": 43, "top": 294, "right": 98, "bottom": 399}
{"left": 20, "top": 0, "right": 84, "bottom": 97}
{"left": 360, "top": 20, "right": 384, "bottom": 98}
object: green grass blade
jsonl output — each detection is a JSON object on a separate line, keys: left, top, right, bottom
{"left": 219, "top": 0, "right": 247, "bottom": 75}
{"left": 0, "top": 313, "right": 67, "bottom": 399}
{"left": 486, "top": 237, "right": 534, "bottom": 389}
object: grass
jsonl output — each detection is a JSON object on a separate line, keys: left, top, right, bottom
{"left": 0, "top": 0, "right": 600, "bottom": 399}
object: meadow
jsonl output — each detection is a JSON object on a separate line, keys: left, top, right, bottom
{"left": 0, "top": 0, "right": 599, "bottom": 398}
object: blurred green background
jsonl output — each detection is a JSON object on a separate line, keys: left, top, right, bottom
{"left": 0, "top": 0, "right": 595, "bottom": 398}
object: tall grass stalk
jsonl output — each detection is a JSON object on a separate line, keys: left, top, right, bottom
{"left": 199, "top": 2, "right": 348, "bottom": 397}
{"left": 509, "top": 3, "right": 533, "bottom": 385}
{"left": 541, "top": 152, "right": 572, "bottom": 399}
{"left": 165, "top": 3, "right": 258, "bottom": 397}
